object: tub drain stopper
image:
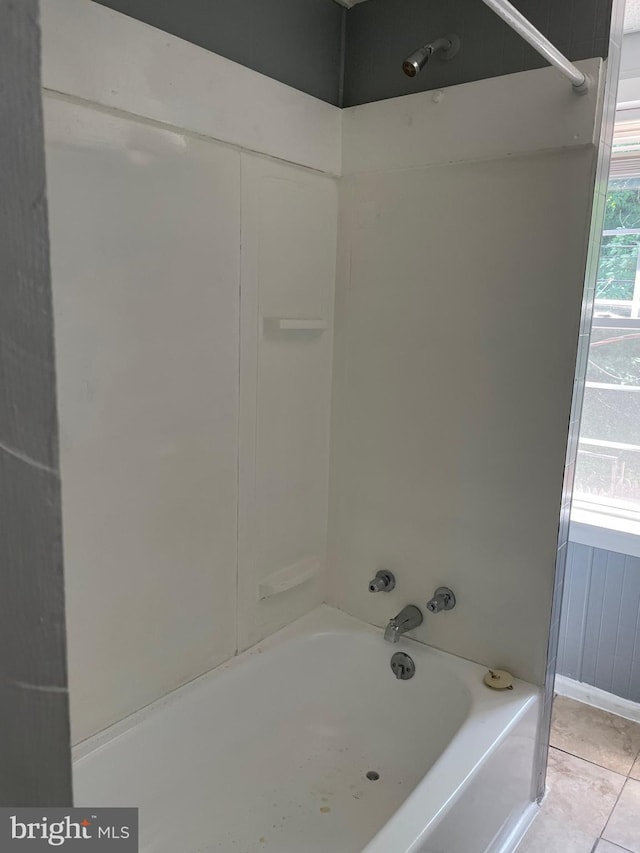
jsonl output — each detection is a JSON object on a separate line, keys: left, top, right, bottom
{"left": 483, "top": 669, "right": 514, "bottom": 690}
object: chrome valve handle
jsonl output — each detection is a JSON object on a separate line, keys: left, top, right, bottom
{"left": 368, "top": 570, "right": 396, "bottom": 593}
{"left": 426, "top": 587, "right": 456, "bottom": 613}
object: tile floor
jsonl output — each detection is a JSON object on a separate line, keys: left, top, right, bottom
{"left": 518, "top": 696, "right": 640, "bottom": 853}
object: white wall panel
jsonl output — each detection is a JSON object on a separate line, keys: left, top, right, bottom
{"left": 342, "top": 59, "right": 603, "bottom": 175}
{"left": 45, "top": 95, "right": 240, "bottom": 743}
{"left": 329, "top": 147, "right": 597, "bottom": 686}
{"left": 41, "top": 0, "right": 342, "bottom": 176}
{"left": 238, "top": 154, "right": 337, "bottom": 650}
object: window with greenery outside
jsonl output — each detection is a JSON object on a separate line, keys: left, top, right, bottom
{"left": 574, "top": 177, "right": 640, "bottom": 514}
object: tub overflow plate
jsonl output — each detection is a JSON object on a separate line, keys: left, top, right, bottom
{"left": 390, "top": 652, "right": 415, "bottom": 680}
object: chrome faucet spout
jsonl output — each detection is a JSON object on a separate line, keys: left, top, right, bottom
{"left": 384, "top": 605, "right": 423, "bottom": 644}
{"left": 384, "top": 621, "right": 401, "bottom": 643}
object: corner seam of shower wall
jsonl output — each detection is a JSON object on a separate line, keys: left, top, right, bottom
{"left": 337, "top": 5, "right": 347, "bottom": 109}
{"left": 235, "top": 151, "right": 244, "bottom": 660}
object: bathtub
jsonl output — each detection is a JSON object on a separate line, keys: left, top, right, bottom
{"left": 73, "top": 606, "right": 540, "bottom": 853}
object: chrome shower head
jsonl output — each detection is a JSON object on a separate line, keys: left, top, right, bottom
{"left": 402, "top": 34, "right": 460, "bottom": 77}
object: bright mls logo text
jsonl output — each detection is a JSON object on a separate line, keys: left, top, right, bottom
{"left": 10, "top": 814, "right": 132, "bottom": 847}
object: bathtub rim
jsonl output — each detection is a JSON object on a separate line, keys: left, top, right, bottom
{"left": 72, "top": 604, "right": 539, "bottom": 853}
{"left": 73, "top": 605, "right": 535, "bottom": 760}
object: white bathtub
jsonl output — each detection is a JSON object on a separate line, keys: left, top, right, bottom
{"left": 73, "top": 606, "right": 540, "bottom": 853}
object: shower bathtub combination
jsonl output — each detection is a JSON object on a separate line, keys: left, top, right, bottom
{"left": 37, "top": 0, "right": 613, "bottom": 848}
{"left": 74, "top": 608, "right": 539, "bottom": 853}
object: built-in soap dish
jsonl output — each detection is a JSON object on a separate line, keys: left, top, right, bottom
{"left": 258, "top": 558, "right": 320, "bottom": 600}
{"left": 262, "top": 316, "right": 327, "bottom": 336}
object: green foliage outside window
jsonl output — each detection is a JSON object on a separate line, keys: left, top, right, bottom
{"left": 604, "top": 181, "right": 640, "bottom": 230}
{"left": 590, "top": 181, "right": 640, "bottom": 388}
{"left": 599, "top": 181, "right": 640, "bottom": 302}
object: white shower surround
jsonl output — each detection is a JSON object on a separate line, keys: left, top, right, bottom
{"left": 42, "top": 1, "right": 604, "bottom": 850}
{"left": 332, "top": 65, "right": 602, "bottom": 688}
{"left": 43, "top": 0, "right": 339, "bottom": 744}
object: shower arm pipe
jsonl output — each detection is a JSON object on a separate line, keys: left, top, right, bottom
{"left": 480, "top": 0, "right": 589, "bottom": 93}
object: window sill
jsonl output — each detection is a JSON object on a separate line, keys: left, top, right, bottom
{"left": 569, "top": 506, "right": 640, "bottom": 558}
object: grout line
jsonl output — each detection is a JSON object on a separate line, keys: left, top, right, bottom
{"left": 549, "top": 697, "right": 639, "bottom": 850}
{"left": 546, "top": 739, "right": 629, "bottom": 851}
{"left": 627, "top": 747, "right": 640, "bottom": 779}
{"left": 550, "top": 745, "right": 630, "bottom": 779}
{"left": 599, "top": 777, "right": 628, "bottom": 844}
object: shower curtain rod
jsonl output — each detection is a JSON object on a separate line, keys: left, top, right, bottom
{"left": 480, "top": 0, "right": 590, "bottom": 93}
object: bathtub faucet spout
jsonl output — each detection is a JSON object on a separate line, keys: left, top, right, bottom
{"left": 384, "top": 605, "right": 423, "bottom": 643}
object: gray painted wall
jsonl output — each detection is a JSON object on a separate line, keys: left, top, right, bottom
{"left": 558, "top": 541, "right": 640, "bottom": 703}
{"left": 0, "top": 0, "right": 72, "bottom": 806}
{"left": 92, "top": 0, "right": 346, "bottom": 106}
{"left": 91, "top": 0, "right": 614, "bottom": 108}
{"left": 343, "top": 0, "right": 613, "bottom": 106}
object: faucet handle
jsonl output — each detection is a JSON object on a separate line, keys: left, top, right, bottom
{"left": 368, "top": 570, "right": 396, "bottom": 593}
{"left": 426, "top": 587, "right": 456, "bottom": 613}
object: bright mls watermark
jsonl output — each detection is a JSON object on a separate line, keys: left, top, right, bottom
{"left": 0, "top": 809, "right": 138, "bottom": 850}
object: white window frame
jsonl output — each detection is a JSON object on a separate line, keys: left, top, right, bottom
{"left": 570, "top": 118, "right": 640, "bottom": 550}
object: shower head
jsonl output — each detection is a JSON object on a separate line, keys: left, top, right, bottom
{"left": 402, "top": 34, "right": 460, "bottom": 78}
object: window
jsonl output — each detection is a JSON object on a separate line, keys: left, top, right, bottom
{"left": 573, "top": 122, "right": 640, "bottom": 530}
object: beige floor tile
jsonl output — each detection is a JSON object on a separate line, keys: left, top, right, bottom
{"left": 551, "top": 697, "right": 640, "bottom": 775}
{"left": 630, "top": 753, "right": 640, "bottom": 782}
{"left": 603, "top": 778, "right": 640, "bottom": 853}
{"left": 517, "top": 811, "right": 596, "bottom": 853}
{"left": 543, "top": 748, "right": 625, "bottom": 836}
{"left": 597, "top": 840, "right": 634, "bottom": 852}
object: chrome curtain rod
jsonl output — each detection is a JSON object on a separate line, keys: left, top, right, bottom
{"left": 481, "top": 0, "right": 590, "bottom": 93}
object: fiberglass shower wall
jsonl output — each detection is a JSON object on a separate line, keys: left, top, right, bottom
{"left": 328, "top": 63, "right": 605, "bottom": 688}
{"left": 42, "top": 0, "right": 338, "bottom": 744}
